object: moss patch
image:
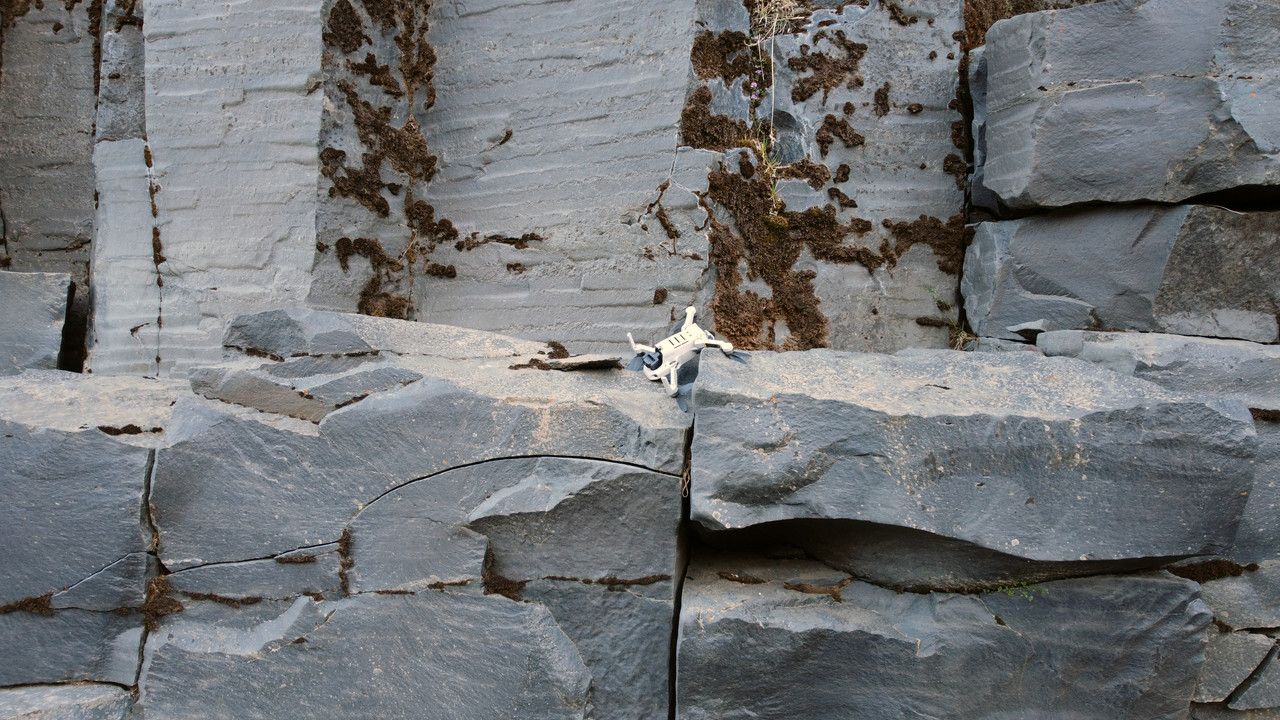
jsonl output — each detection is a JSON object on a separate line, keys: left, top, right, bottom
{"left": 815, "top": 114, "right": 864, "bottom": 157}
{"left": 873, "top": 82, "right": 891, "bottom": 116}
{"left": 680, "top": 86, "right": 757, "bottom": 152}
{"left": 775, "top": 157, "right": 832, "bottom": 190}
{"left": 787, "top": 29, "right": 867, "bottom": 105}
{"left": 0, "top": 592, "right": 54, "bottom": 616}
{"left": 690, "top": 30, "right": 754, "bottom": 87}
{"left": 1168, "top": 559, "right": 1259, "bottom": 584}
{"left": 881, "top": 214, "right": 973, "bottom": 275}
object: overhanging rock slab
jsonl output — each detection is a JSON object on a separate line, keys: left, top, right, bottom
{"left": 691, "top": 349, "right": 1255, "bottom": 561}
{"left": 963, "top": 207, "right": 1280, "bottom": 343}
{"left": 0, "top": 272, "right": 71, "bottom": 374}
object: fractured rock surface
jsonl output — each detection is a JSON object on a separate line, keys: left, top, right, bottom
{"left": 691, "top": 349, "right": 1255, "bottom": 562}
{"left": 677, "top": 553, "right": 1211, "bottom": 719}
{"left": 980, "top": 0, "right": 1280, "bottom": 209}
{"left": 0, "top": 684, "right": 133, "bottom": 720}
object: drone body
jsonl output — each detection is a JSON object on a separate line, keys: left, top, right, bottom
{"left": 627, "top": 306, "right": 736, "bottom": 396}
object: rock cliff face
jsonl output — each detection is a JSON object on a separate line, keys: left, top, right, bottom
{"left": 2, "top": 0, "right": 1279, "bottom": 717}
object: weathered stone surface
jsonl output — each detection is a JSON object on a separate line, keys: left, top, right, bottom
{"left": 0, "top": 610, "right": 142, "bottom": 687}
{"left": 1232, "top": 652, "right": 1280, "bottom": 711}
{"left": 223, "top": 307, "right": 547, "bottom": 359}
{"left": 166, "top": 544, "right": 343, "bottom": 602}
{"left": 963, "top": 206, "right": 1280, "bottom": 343}
{"left": 691, "top": 349, "right": 1255, "bottom": 562}
{"left": 138, "top": 594, "right": 591, "bottom": 719}
{"left": 0, "top": 371, "right": 186, "bottom": 444}
{"left": 87, "top": 138, "right": 161, "bottom": 376}
{"left": 152, "top": 318, "right": 689, "bottom": 569}
{"left": 0, "top": 0, "right": 96, "bottom": 290}
{"left": 523, "top": 580, "right": 672, "bottom": 720}
{"left": 981, "top": 0, "right": 1280, "bottom": 209}
{"left": 0, "top": 272, "right": 71, "bottom": 374}
{"left": 1037, "top": 331, "right": 1280, "bottom": 412}
{"left": 143, "top": 0, "right": 322, "bottom": 375}
{"left": 677, "top": 553, "right": 1210, "bottom": 719}
{"left": 308, "top": 0, "right": 707, "bottom": 352}
{"left": 96, "top": 0, "right": 146, "bottom": 142}
{"left": 1236, "top": 421, "right": 1280, "bottom": 566}
{"left": 1195, "top": 631, "right": 1276, "bottom": 703}
{"left": 0, "top": 684, "right": 133, "bottom": 720}
{"left": 1199, "top": 561, "right": 1280, "bottom": 631}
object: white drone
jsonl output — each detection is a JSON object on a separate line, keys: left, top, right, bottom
{"left": 627, "top": 306, "right": 745, "bottom": 397}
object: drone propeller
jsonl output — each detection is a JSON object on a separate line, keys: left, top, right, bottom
{"left": 626, "top": 354, "right": 646, "bottom": 372}
{"left": 674, "top": 382, "right": 696, "bottom": 413}
{"left": 728, "top": 350, "right": 750, "bottom": 364}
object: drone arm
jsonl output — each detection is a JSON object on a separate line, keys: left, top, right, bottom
{"left": 701, "top": 338, "right": 735, "bottom": 355}
{"left": 660, "top": 365, "right": 681, "bottom": 396}
{"left": 679, "top": 305, "right": 697, "bottom": 331}
{"left": 627, "top": 332, "right": 656, "bottom": 354}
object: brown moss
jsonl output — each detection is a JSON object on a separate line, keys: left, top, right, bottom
{"left": 321, "top": 148, "right": 389, "bottom": 216}
{"left": 337, "top": 528, "right": 354, "bottom": 596}
{"left": 427, "top": 579, "right": 470, "bottom": 591}
{"left": 372, "top": 589, "right": 415, "bottom": 595}
{"left": 690, "top": 30, "right": 753, "bottom": 87}
{"left": 482, "top": 547, "right": 528, "bottom": 601}
{"left": 274, "top": 554, "right": 317, "bottom": 564}
{"left": 424, "top": 262, "right": 456, "bottom": 278}
{"left": 335, "top": 237, "right": 400, "bottom": 274}
{"left": 827, "top": 187, "right": 857, "bottom": 209}
{"left": 788, "top": 30, "right": 867, "bottom": 105}
{"left": 680, "top": 86, "right": 756, "bottom": 152}
{"left": 775, "top": 157, "right": 832, "bottom": 190}
{"left": 1169, "top": 559, "right": 1260, "bottom": 584}
{"left": 717, "top": 572, "right": 768, "bottom": 585}
{"left": 351, "top": 53, "right": 405, "bottom": 98}
{"left": 784, "top": 577, "right": 853, "bottom": 602}
{"left": 151, "top": 227, "right": 165, "bottom": 266}
{"left": 703, "top": 167, "right": 883, "bottom": 351}
{"left": 0, "top": 592, "right": 54, "bottom": 616}
{"left": 508, "top": 358, "right": 552, "bottom": 371}
{"left": 653, "top": 288, "right": 669, "bottom": 305}
{"left": 654, "top": 205, "right": 681, "bottom": 239}
{"left": 596, "top": 574, "right": 670, "bottom": 591}
{"left": 506, "top": 262, "right": 525, "bottom": 274}
{"left": 943, "top": 153, "right": 967, "bottom": 189}
{"left": 455, "top": 232, "right": 545, "bottom": 251}
{"left": 324, "top": 0, "right": 368, "bottom": 54}
{"left": 833, "top": 163, "right": 851, "bottom": 183}
{"left": 873, "top": 82, "right": 891, "bottom": 116}
{"left": 886, "top": 2, "right": 918, "bottom": 25}
{"left": 141, "top": 576, "right": 183, "bottom": 632}
{"left": 815, "top": 114, "right": 864, "bottom": 157}
{"left": 916, "top": 316, "right": 948, "bottom": 328}
{"left": 1250, "top": 408, "right": 1280, "bottom": 423}
{"left": 179, "top": 591, "right": 263, "bottom": 609}
{"left": 881, "top": 214, "right": 974, "bottom": 274}
{"left": 546, "top": 341, "right": 570, "bottom": 359}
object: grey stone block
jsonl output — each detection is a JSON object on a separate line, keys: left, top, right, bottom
{"left": 0, "top": 272, "right": 71, "bottom": 374}
{"left": 1236, "top": 422, "right": 1280, "bottom": 565}
{"left": 95, "top": 0, "right": 146, "bottom": 142}
{"left": 1036, "top": 331, "right": 1280, "bottom": 412}
{"left": 0, "top": 0, "right": 96, "bottom": 289}
{"left": 138, "top": 594, "right": 591, "bottom": 719}
{"left": 1232, "top": 651, "right": 1280, "bottom": 711}
{"left": 1199, "top": 560, "right": 1280, "bottom": 631}
{"left": 0, "top": 684, "right": 133, "bottom": 720}
{"left": 524, "top": 580, "right": 672, "bottom": 720}
{"left": 0, "top": 420, "right": 151, "bottom": 607}
{"left": 963, "top": 207, "right": 1280, "bottom": 343}
{"left": 691, "top": 349, "right": 1255, "bottom": 562}
{"left": 981, "top": 0, "right": 1280, "bottom": 209}
{"left": 0, "top": 371, "right": 186, "bottom": 445}
{"left": 0, "top": 610, "right": 142, "bottom": 687}
{"left": 1195, "top": 631, "right": 1276, "bottom": 703}
{"left": 87, "top": 138, "right": 161, "bottom": 376}
{"left": 677, "top": 553, "right": 1210, "bottom": 720}
{"left": 1192, "top": 703, "right": 1280, "bottom": 719}
{"left": 190, "top": 361, "right": 423, "bottom": 423}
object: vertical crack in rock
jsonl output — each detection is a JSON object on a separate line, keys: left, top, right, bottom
{"left": 1227, "top": 644, "right": 1280, "bottom": 708}
{"left": 668, "top": 419, "right": 694, "bottom": 720}
{"left": 144, "top": 140, "right": 163, "bottom": 373}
